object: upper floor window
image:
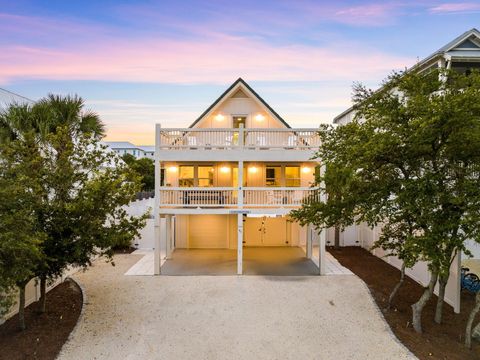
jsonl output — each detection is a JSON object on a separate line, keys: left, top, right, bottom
{"left": 285, "top": 166, "right": 301, "bottom": 187}
{"left": 179, "top": 166, "right": 194, "bottom": 187}
{"left": 198, "top": 166, "right": 214, "bottom": 187}
{"left": 266, "top": 166, "right": 281, "bottom": 187}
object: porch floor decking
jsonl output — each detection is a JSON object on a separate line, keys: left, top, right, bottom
{"left": 125, "top": 247, "right": 353, "bottom": 276}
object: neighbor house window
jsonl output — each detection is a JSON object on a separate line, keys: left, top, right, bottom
{"left": 198, "top": 166, "right": 214, "bottom": 187}
{"left": 266, "top": 166, "right": 281, "bottom": 187}
{"left": 179, "top": 166, "right": 194, "bottom": 187}
{"left": 285, "top": 166, "right": 301, "bottom": 187}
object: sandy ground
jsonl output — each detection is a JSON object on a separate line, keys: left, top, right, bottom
{"left": 58, "top": 254, "right": 415, "bottom": 360}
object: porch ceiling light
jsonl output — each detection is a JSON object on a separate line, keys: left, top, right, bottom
{"left": 301, "top": 166, "right": 312, "bottom": 173}
{"left": 214, "top": 113, "right": 225, "bottom": 121}
{"left": 248, "top": 166, "right": 258, "bottom": 174}
{"left": 168, "top": 166, "right": 178, "bottom": 172}
{"left": 254, "top": 113, "right": 265, "bottom": 122}
{"left": 220, "top": 166, "right": 230, "bottom": 173}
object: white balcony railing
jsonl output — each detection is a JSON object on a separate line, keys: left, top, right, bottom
{"left": 159, "top": 187, "right": 319, "bottom": 208}
{"left": 158, "top": 128, "right": 320, "bottom": 150}
{"left": 243, "top": 187, "right": 319, "bottom": 206}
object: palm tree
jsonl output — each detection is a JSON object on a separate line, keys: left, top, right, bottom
{"left": 0, "top": 94, "right": 104, "bottom": 143}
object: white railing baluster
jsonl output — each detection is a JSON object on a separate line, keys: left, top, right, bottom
{"left": 158, "top": 128, "right": 320, "bottom": 150}
{"left": 158, "top": 187, "right": 320, "bottom": 208}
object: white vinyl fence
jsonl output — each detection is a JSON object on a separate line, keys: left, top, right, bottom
{"left": 1, "top": 198, "right": 153, "bottom": 324}
{"left": 1, "top": 266, "right": 80, "bottom": 324}
{"left": 340, "top": 223, "right": 462, "bottom": 313}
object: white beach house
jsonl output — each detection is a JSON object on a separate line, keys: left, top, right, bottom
{"left": 152, "top": 78, "right": 325, "bottom": 275}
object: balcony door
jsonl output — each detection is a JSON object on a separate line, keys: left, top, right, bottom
{"left": 233, "top": 116, "right": 247, "bottom": 145}
{"left": 233, "top": 116, "right": 246, "bottom": 128}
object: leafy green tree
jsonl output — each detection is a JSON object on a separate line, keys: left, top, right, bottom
{"left": 293, "top": 68, "right": 480, "bottom": 334}
{"left": 122, "top": 153, "right": 155, "bottom": 191}
{"left": 354, "top": 68, "right": 480, "bottom": 330}
{"left": 0, "top": 95, "right": 147, "bottom": 321}
{"left": 0, "top": 132, "right": 45, "bottom": 329}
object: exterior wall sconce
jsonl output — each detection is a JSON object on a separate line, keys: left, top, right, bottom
{"left": 248, "top": 166, "right": 258, "bottom": 174}
{"left": 214, "top": 114, "right": 225, "bottom": 122}
{"left": 220, "top": 166, "right": 230, "bottom": 173}
{"left": 254, "top": 114, "right": 265, "bottom": 122}
{"left": 168, "top": 166, "right": 178, "bottom": 172}
{"left": 301, "top": 166, "right": 312, "bottom": 174}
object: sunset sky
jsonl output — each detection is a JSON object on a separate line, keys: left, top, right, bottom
{"left": 1, "top": 1, "right": 480, "bottom": 144}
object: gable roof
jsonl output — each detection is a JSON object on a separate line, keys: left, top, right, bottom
{"left": 333, "top": 28, "right": 480, "bottom": 124}
{"left": 189, "top": 78, "right": 291, "bottom": 128}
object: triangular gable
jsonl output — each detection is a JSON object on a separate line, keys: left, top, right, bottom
{"left": 440, "top": 28, "right": 480, "bottom": 53}
{"left": 232, "top": 89, "right": 248, "bottom": 98}
{"left": 455, "top": 38, "right": 480, "bottom": 49}
{"left": 189, "top": 78, "right": 291, "bottom": 128}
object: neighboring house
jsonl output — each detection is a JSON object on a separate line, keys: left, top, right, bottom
{"left": 103, "top": 141, "right": 154, "bottom": 159}
{"left": 335, "top": 28, "right": 480, "bottom": 126}
{"left": 332, "top": 28, "right": 480, "bottom": 313}
{"left": 153, "top": 78, "right": 324, "bottom": 275}
{"left": 0, "top": 87, "right": 34, "bottom": 110}
{"left": 139, "top": 145, "right": 155, "bottom": 159}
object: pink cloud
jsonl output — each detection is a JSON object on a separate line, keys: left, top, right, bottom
{"left": 0, "top": 33, "right": 413, "bottom": 85}
{"left": 429, "top": 2, "right": 480, "bottom": 13}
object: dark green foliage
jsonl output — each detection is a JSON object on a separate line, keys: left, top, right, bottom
{"left": 0, "top": 95, "right": 147, "bottom": 326}
{"left": 291, "top": 69, "right": 480, "bottom": 332}
{"left": 122, "top": 154, "right": 154, "bottom": 191}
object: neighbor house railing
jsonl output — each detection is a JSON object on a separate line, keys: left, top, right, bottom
{"left": 158, "top": 187, "right": 319, "bottom": 208}
{"left": 158, "top": 128, "right": 320, "bottom": 150}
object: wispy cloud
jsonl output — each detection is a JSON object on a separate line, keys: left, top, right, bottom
{"left": 0, "top": 11, "right": 413, "bottom": 85}
{"left": 333, "top": 3, "right": 403, "bottom": 26}
{"left": 429, "top": 2, "right": 480, "bottom": 14}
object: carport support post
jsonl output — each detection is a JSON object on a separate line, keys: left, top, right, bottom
{"left": 166, "top": 215, "right": 172, "bottom": 259}
{"left": 318, "top": 229, "right": 326, "bottom": 275}
{"left": 154, "top": 123, "right": 161, "bottom": 275}
{"left": 237, "top": 213, "right": 243, "bottom": 275}
{"left": 318, "top": 163, "right": 326, "bottom": 275}
{"left": 306, "top": 225, "right": 313, "bottom": 259}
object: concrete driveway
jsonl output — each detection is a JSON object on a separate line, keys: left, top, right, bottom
{"left": 58, "top": 254, "right": 415, "bottom": 360}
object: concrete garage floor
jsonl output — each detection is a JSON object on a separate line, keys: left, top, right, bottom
{"left": 58, "top": 254, "right": 414, "bottom": 360}
{"left": 161, "top": 247, "right": 319, "bottom": 276}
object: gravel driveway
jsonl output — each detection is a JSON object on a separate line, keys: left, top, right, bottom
{"left": 58, "top": 254, "right": 415, "bottom": 360}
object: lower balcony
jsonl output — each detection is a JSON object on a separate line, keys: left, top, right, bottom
{"left": 158, "top": 187, "right": 319, "bottom": 208}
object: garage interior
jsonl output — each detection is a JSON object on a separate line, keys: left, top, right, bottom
{"left": 160, "top": 214, "right": 319, "bottom": 275}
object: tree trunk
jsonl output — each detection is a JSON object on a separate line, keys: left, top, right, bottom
{"left": 465, "top": 292, "right": 480, "bottom": 349}
{"left": 39, "top": 276, "right": 46, "bottom": 313}
{"left": 18, "top": 283, "right": 26, "bottom": 331}
{"left": 434, "top": 274, "right": 448, "bottom": 324}
{"left": 386, "top": 262, "right": 406, "bottom": 310}
{"left": 334, "top": 226, "right": 340, "bottom": 250}
{"left": 412, "top": 271, "right": 438, "bottom": 333}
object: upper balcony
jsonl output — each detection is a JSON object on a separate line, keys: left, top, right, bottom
{"left": 156, "top": 127, "right": 320, "bottom": 162}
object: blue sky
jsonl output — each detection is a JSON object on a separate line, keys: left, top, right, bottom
{"left": 1, "top": 0, "right": 479, "bottom": 143}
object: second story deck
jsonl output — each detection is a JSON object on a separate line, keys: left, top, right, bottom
{"left": 156, "top": 127, "right": 320, "bottom": 161}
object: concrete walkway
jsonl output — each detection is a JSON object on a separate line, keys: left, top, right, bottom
{"left": 125, "top": 247, "right": 353, "bottom": 276}
{"left": 59, "top": 254, "right": 414, "bottom": 360}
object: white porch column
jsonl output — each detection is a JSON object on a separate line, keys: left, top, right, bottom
{"left": 318, "top": 229, "right": 326, "bottom": 275}
{"left": 153, "top": 123, "right": 161, "bottom": 275}
{"left": 165, "top": 215, "right": 173, "bottom": 259}
{"left": 318, "top": 163, "right": 327, "bottom": 275}
{"left": 306, "top": 225, "right": 313, "bottom": 259}
{"left": 237, "top": 213, "right": 243, "bottom": 275}
{"left": 238, "top": 160, "right": 244, "bottom": 208}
